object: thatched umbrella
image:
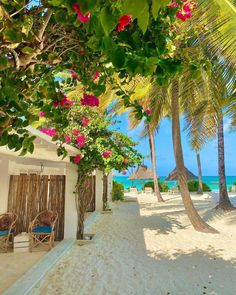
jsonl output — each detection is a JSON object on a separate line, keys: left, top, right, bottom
{"left": 129, "top": 165, "right": 154, "bottom": 187}
{"left": 165, "top": 167, "right": 197, "bottom": 181}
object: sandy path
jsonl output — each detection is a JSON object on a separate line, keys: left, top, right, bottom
{"left": 31, "top": 193, "right": 236, "bottom": 295}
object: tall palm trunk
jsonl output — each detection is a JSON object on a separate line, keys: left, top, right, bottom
{"left": 217, "top": 114, "right": 233, "bottom": 208}
{"left": 171, "top": 80, "right": 217, "bottom": 233}
{"left": 148, "top": 128, "right": 164, "bottom": 202}
{"left": 196, "top": 151, "right": 203, "bottom": 194}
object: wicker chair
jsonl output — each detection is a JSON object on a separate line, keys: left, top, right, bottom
{"left": 28, "top": 210, "right": 58, "bottom": 252}
{"left": 0, "top": 213, "right": 18, "bottom": 253}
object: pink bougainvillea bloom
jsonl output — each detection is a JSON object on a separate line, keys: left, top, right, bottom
{"left": 39, "top": 111, "right": 45, "bottom": 118}
{"left": 176, "top": 10, "right": 191, "bottom": 21}
{"left": 102, "top": 150, "right": 112, "bottom": 159}
{"left": 76, "top": 134, "right": 85, "bottom": 148}
{"left": 93, "top": 71, "right": 101, "bottom": 81}
{"left": 117, "top": 15, "right": 132, "bottom": 32}
{"left": 60, "top": 96, "right": 74, "bottom": 108}
{"left": 72, "top": 3, "right": 91, "bottom": 23}
{"left": 40, "top": 128, "right": 56, "bottom": 137}
{"left": 70, "top": 70, "right": 78, "bottom": 80}
{"left": 167, "top": 1, "right": 180, "bottom": 8}
{"left": 145, "top": 109, "right": 152, "bottom": 116}
{"left": 81, "top": 116, "right": 89, "bottom": 126}
{"left": 53, "top": 101, "right": 59, "bottom": 108}
{"left": 72, "top": 129, "right": 80, "bottom": 136}
{"left": 81, "top": 94, "right": 99, "bottom": 107}
{"left": 73, "top": 154, "right": 82, "bottom": 164}
{"left": 65, "top": 135, "right": 72, "bottom": 143}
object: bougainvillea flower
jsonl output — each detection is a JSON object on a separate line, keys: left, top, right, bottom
{"left": 93, "top": 71, "right": 101, "bottom": 81}
{"left": 65, "top": 135, "right": 72, "bottom": 143}
{"left": 117, "top": 15, "right": 132, "bottom": 32}
{"left": 145, "top": 109, "right": 152, "bottom": 116}
{"left": 167, "top": 1, "right": 180, "bottom": 8}
{"left": 81, "top": 94, "right": 99, "bottom": 107}
{"left": 39, "top": 111, "right": 45, "bottom": 118}
{"left": 81, "top": 116, "right": 89, "bottom": 126}
{"left": 70, "top": 70, "right": 78, "bottom": 80}
{"left": 102, "top": 150, "right": 112, "bottom": 159}
{"left": 79, "top": 50, "right": 86, "bottom": 55}
{"left": 176, "top": 10, "right": 191, "bottom": 21}
{"left": 40, "top": 128, "right": 56, "bottom": 137}
{"left": 122, "top": 170, "right": 127, "bottom": 175}
{"left": 72, "top": 129, "right": 80, "bottom": 136}
{"left": 53, "top": 101, "right": 59, "bottom": 108}
{"left": 60, "top": 96, "right": 74, "bottom": 108}
{"left": 76, "top": 135, "right": 85, "bottom": 148}
{"left": 73, "top": 154, "right": 82, "bottom": 164}
{"left": 72, "top": 3, "right": 91, "bottom": 23}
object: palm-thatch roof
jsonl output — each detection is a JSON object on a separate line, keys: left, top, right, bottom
{"left": 165, "top": 167, "right": 197, "bottom": 181}
{"left": 129, "top": 165, "right": 153, "bottom": 180}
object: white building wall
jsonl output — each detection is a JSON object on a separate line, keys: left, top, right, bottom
{"left": 0, "top": 157, "right": 10, "bottom": 214}
{"left": 107, "top": 173, "right": 113, "bottom": 206}
{"left": 95, "top": 170, "right": 104, "bottom": 211}
{"left": 64, "top": 164, "right": 78, "bottom": 239}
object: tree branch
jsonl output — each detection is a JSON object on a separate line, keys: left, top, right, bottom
{"left": 37, "top": 9, "right": 52, "bottom": 41}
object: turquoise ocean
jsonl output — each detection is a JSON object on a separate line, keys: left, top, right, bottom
{"left": 113, "top": 176, "right": 236, "bottom": 192}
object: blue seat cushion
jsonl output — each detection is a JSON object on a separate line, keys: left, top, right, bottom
{"left": 0, "top": 229, "right": 14, "bottom": 236}
{"left": 32, "top": 226, "right": 54, "bottom": 233}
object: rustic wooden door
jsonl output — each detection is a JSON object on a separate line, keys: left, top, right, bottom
{"left": 8, "top": 175, "right": 65, "bottom": 240}
{"left": 86, "top": 175, "right": 96, "bottom": 212}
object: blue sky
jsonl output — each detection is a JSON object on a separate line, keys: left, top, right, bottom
{"left": 115, "top": 113, "right": 236, "bottom": 176}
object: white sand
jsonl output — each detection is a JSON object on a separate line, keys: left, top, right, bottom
{"left": 0, "top": 251, "right": 45, "bottom": 293}
{"left": 31, "top": 193, "right": 236, "bottom": 295}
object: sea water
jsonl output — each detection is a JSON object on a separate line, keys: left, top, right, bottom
{"left": 113, "top": 176, "right": 236, "bottom": 192}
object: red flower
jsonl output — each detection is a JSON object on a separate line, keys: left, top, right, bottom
{"left": 53, "top": 101, "right": 59, "bottom": 108}
{"left": 70, "top": 70, "right": 78, "bottom": 80}
{"left": 39, "top": 111, "right": 45, "bottom": 118}
{"left": 40, "top": 128, "right": 56, "bottom": 137}
{"left": 81, "top": 94, "right": 99, "bottom": 107}
{"left": 117, "top": 15, "right": 132, "bottom": 32}
{"left": 145, "top": 109, "right": 152, "bottom": 116}
{"left": 73, "top": 154, "right": 82, "bottom": 164}
{"left": 76, "top": 135, "right": 85, "bottom": 148}
{"left": 72, "top": 3, "right": 91, "bottom": 23}
{"left": 60, "top": 96, "right": 74, "bottom": 108}
{"left": 81, "top": 117, "right": 89, "bottom": 126}
{"left": 79, "top": 50, "right": 86, "bottom": 55}
{"left": 65, "top": 135, "right": 71, "bottom": 143}
{"left": 72, "top": 129, "right": 80, "bottom": 136}
{"left": 102, "top": 150, "right": 112, "bottom": 159}
{"left": 176, "top": 10, "right": 191, "bottom": 21}
{"left": 93, "top": 71, "right": 101, "bottom": 81}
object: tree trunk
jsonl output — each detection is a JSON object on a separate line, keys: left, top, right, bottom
{"left": 196, "top": 151, "right": 203, "bottom": 194}
{"left": 148, "top": 129, "right": 164, "bottom": 202}
{"left": 171, "top": 80, "right": 217, "bottom": 233}
{"left": 75, "top": 173, "right": 87, "bottom": 239}
{"left": 217, "top": 114, "right": 233, "bottom": 209}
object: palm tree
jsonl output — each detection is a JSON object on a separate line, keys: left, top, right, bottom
{"left": 171, "top": 80, "right": 218, "bottom": 233}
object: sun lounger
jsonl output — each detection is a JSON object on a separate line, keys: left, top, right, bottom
{"left": 130, "top": 187, "right": 139, "bottom": 194}
{"left": 144, "top": 187, "right": 153, "bottom": 194}
{"left": 168, "top": 187, "right": 180, "bottom": 194}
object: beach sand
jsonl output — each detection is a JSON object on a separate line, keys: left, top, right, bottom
{"left": 31, "top": 193, "right": 236, "bottom": 295}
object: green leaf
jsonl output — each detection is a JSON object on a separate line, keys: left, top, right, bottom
{"left": 152, "top": 0, "right": 169, "bottom": 19}
{"left": 123, "top": 0, "right": 149, "bottom": 33}
{"left": 100, "top": 6, "right": 118, "bottom": 36}
{"left": 111, "top": 48, "right": 125, "bottom": 68}
{"left": 3, "top": 28, "right": 22, "bottom": 42}
{"left": 0, "top": 56, "right": 9, "bottom": 70}
{"left": 21, "top": 46, "right": 34, "bottom": 54}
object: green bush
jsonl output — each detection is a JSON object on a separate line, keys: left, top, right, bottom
{"left": 187, "top": 180, "right": 211, "bottom": 192}
{"left": 143, "top": 181, "right": 169, "bottom": 192}
{"left": 112, "top": 180, "right": 124, "bottom": 201}
{"left": 233, "top": 182, "right": 236, "bottom": 186}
